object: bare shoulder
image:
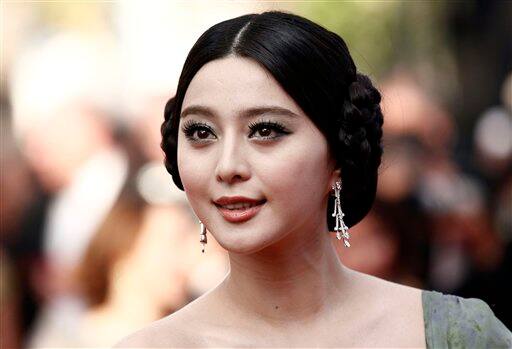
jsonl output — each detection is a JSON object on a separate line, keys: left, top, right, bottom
{"left": 113, "top": 316, "right": 191, "bottom": 348}
{"left": 349, "top": 269, "right": 423, "bottom": 307}
{"left": 347, "top": 269, "right": 426, "bottom": 347}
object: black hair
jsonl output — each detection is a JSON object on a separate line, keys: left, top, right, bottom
{"left": 161, "top": 11, "right": 384, "bottom": 229}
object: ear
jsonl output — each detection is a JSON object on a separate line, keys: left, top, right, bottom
{"left": 328, "top": 167, "right": 342, "bottom": 194}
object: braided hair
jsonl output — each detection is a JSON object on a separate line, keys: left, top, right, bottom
{"left": 161, "top": 11, "right": 384, "bottom": 229}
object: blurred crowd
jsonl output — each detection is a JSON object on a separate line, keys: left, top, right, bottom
{"left": 1, "top": 2, "right": 511, "bottom": 348}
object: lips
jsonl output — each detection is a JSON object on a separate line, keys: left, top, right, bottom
{"left": 213, "top": 196, "right": 267, "bottom": 223}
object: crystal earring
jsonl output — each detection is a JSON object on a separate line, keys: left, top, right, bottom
{"left": 332, "top": 180, "right": 350, "bottom": 247}
{"left": 199, "top": 222, "right": 207, "bottom": 253}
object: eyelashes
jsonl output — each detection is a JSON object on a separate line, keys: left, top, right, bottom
{"left": 181, "top": 121, "right": 215, "bottom": 141}
{"left": 181, "top": 119, "right": 291, "bottom": 142}
{"left": 248, "top": 120, "right": 290, "bottom": 138}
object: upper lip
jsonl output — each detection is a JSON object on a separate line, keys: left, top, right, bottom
{"left": 213, "top": 196, "right": 266, "bottom": 206}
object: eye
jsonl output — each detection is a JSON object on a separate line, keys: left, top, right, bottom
{"left": 181, "top": 121, "right": 216, "bottom": 142}
{"left": 248, "top": 120, "right": 291, "bottom": 140}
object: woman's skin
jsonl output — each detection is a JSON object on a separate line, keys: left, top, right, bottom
{"left": 116, "top": 56, "right": 425, "bottom": 347}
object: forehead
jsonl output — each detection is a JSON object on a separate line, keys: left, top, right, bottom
{"left": 181, "top": 56, "right": 304, "bottom": 117}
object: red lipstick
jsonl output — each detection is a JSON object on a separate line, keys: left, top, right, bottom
{"left": 213, "top": 196, "right": 266, "bottom": 223}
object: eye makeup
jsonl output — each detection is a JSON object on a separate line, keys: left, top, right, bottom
{"left": 180, "top": 118, "right": 291, "bottom": 143}
{"left": 181, "top": 120, "right": 216, "bottom": 142}
{"left": 247, "top": 119, "right": 291, "bottom": 140}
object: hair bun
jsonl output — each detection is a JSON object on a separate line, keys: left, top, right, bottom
{"left": 349, "top": 73, "right": 382, "bottom": 107}
{"left": 338, "top": 73, "right": 382, "bottom": 154}
{"left": 161, "top": 97, "right": 184, "bottom": 191}
{"left": 334, "top": 72, "right": 384, "bottom": 227}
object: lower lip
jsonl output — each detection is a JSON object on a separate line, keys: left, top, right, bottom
{"left": 215, "top": 202, "right": 265, "bottom": 223}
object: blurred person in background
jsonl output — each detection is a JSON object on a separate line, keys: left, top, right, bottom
{"left": 452, "top": 73, "right": 512, "bottom": 327}
{"left": 25, "top": 184, "right": 224, "bottom": 347}
{"left": 380, "top": 69, "right": 456, "bottom": 158}
{"left": 9, "top": 32, "right": 129, "bottom": 347}
{"left": 1, "top": 94, "right": 52, "bottom": 349}
{"left": 1, "top": 247, "right": 21, "bottom": 349}
{"left": 380, "top": 66, "right": 512, "bottom": 328}
{"left": 0, "top": 131, "right": 25, "bottom": 347}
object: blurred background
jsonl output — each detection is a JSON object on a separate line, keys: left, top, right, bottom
{"left": 1, "top": 1, "right": 511, "bottom": 347}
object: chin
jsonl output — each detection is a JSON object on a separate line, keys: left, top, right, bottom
{"left": 212, "top": 228, "right": 281, "bottom": 255}
{"left": 214, "top": 235, "right": 265, "bottom": 255}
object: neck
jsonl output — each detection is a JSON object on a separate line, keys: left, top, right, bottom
{"left": 218, "top": 223, "right": 353, "bottom": 326}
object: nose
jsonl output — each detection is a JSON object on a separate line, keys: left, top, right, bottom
{"left": 214, "top": 136, "right": 250, "bottom": 185}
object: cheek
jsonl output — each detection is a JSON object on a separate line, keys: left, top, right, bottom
{"left": 258, "top": 134, "right": 332, "bottom": 208}
{"left": 178, "top": 149, "right": 209, "bottom": 189}
{"left": 177, "top": 140, "right": 214, "bottom": 212}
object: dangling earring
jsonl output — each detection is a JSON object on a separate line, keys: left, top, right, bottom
{"left": 332, "top": 180, "right": 350, "bottom": 247}
{"left": 199, "top": 222, "right": 207, "bottom": 253}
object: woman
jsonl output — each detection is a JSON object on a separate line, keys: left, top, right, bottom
{"left": 116, "top": 11, "right": 511, "bottom": 347}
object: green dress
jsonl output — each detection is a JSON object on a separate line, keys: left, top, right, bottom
{"left": 423, "top": 290, "right": 512, "bottom": 348}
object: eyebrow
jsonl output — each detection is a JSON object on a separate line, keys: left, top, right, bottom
{"left": 180, "top": 105, "right": 300, "bottom": 119}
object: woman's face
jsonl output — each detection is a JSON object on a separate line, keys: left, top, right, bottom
{"left": 177, "top": 56, "right": 339, "bottom": 254}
